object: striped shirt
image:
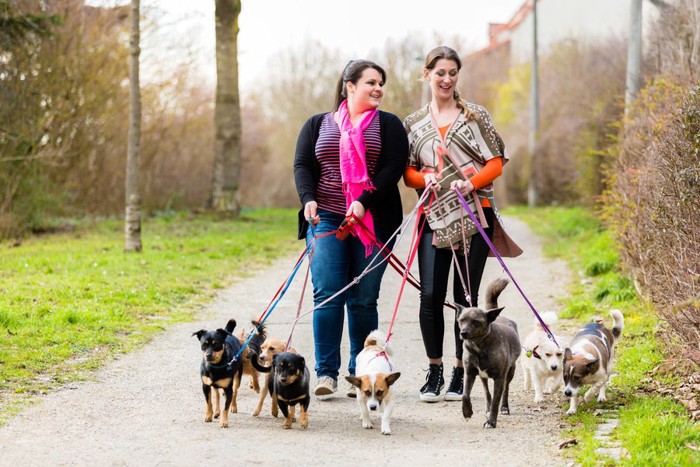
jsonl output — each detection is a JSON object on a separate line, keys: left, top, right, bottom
{"left": 315, "top": 111, "right": 382, "bottom": 215}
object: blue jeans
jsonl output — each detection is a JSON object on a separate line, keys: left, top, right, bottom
{"left": 306, "top": 210, "right": 388, "bottom": 379}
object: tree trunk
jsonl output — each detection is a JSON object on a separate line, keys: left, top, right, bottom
{"left": 125, "top": 0, "right": 142, "bottom": 252}
{"left": 210, "top": 0, "right": 242, "bottom": 217}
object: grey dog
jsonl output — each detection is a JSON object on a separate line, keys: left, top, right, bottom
{"left": 456, "top": 277, "right": 521, "bottom": 428}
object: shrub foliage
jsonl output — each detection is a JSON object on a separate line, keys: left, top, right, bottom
{"left": 603, "top": 81, "right": 700, "bottom": 359}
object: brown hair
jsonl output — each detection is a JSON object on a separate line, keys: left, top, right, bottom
{"left": 423, "top": 46, "right": 475, "bottom": 120}
{"left": 334, "top": 59, "right": 387, "bottom": 110}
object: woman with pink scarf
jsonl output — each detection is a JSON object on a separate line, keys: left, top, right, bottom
{"left": 294, "top": 60, "right": 408, "bottom": 398}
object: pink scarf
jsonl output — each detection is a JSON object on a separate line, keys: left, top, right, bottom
{"left": 337, "top": 99, "right": 377, "bottom": 256}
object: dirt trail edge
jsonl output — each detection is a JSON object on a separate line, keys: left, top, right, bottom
{"left": 0, "top": 216, "right": 571, "bottom": 467}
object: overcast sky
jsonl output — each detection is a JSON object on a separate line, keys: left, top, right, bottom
{"left": 91, "top": 0, "right": 525, "bottom": 91}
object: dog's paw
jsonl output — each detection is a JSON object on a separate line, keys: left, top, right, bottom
{"left": 533, "top": 395, "right": 544, "bottom": 403}
{"left": 219, "top": 420, "right": 229, "bottom": 428}
{"left": 597, "top": 394, "right": 607, "bottom": 402}
{"left": 362, "top": 420, "right": 373, "bottom": 429}
{"left": 462, "top": 400, "right": 473, "bottom": 419}
{"left": 283, "top": 421, "right": 293, "bottom": 429}
{"left": 483, "top": 420, "right": 497, "bottom": 429}
{"left": 381, "top": 425, "right": 392, "bottom": 435}
{"left": 566, "top": 407, "right": 577, "bottom": 415}
{"left": 500, "top": 406, "right": 510, "bottom": 415}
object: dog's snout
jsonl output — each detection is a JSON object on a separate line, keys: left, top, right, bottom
{"left": 550, "top": 364, "right": 558, "bottom": 371}
{"left": 564, "top": 389, "right": 572, "bottom": 397}
{"left": 369, "top": 403, "right": 378, "bottom": 411}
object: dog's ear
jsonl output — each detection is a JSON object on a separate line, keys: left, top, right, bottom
{"left": 564, "top": 348, "right": 573, "bottom": 362}
{"left": 192, "top": 330, "right": 206, "bottom": 340}
{"left": 345, "top": 375, "right": 362, "bottom": 388}
{"left": 586, "top": 358, "right": 599, "bottom": 369}
{"left": 297, "top": 356, "right": 306, "bottom": 368}
{"left": 485, "top": 307, "right": 505, "bottom": 323}
{"left": 215, "top": 328, "right": 229, "bottom": 339}
{"left": 385, "top": 372, "right": 401, "bottom": 386}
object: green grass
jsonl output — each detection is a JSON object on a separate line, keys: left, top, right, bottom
{"left": 0, "top": 208, "right": 299, "bottom": 422}
{"left": 507, "top": 205, "right": 698, "bottom": 466}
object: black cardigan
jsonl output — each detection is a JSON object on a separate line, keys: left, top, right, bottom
{"left": 293, "top": 111, "right": 409, "bottom": 243}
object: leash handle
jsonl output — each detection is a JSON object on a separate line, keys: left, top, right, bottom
{"left": 452, "top": 188, "right": 559, "bottom": 347}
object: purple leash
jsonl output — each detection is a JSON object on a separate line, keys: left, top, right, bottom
{"left": 452, "top": 188, "right": 559, "bottom": 347}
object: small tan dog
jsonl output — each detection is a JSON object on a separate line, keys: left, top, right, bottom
{"left": 521, "top": 312, "right": 565, "bottom": 403}
{"left": 251, "top": 337, "right": 296, "bottom": 417}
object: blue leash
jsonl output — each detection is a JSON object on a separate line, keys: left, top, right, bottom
{"left": 225, "top": 242, "right": 312, "bottom": 369}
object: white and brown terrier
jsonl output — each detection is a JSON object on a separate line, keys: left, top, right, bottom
{"left": 563, "top": 309, "right": 624, "bottom": 414}
{"left": 345, "top": 330, "right": 401, "bottom": 435}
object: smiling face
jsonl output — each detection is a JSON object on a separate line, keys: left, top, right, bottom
{"left": 425, "top": 58, "right": 460, "bottom": 103}
{"left": 346, "top": 67, "right": 384, "bottom": 113}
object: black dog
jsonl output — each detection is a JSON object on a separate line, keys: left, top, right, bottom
{"left": 252, "top": 351, "right": 310, "bottom": 429}
{"left": 193, "top": 319, "right": 242, "bottom": 428}
{"left": 456, "top": 278, "right": 521, "bottom": 428}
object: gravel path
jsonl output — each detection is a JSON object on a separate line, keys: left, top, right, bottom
{"left": 0, "top": 216, "right": 572, "bottom": 466}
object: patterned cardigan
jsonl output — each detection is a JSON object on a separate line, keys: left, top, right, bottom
{"left": 404, "top": 102, "right": 522, "bottom": 257}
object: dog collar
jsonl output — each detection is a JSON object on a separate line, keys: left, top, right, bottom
{"left": 525, "top": 345, "right": 542, "bottom": 359}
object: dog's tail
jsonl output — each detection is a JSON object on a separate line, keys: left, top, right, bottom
{"left": 225, "top": 319, "right": 237, "bottom": 334}
{"left": 535, "top": 311, "right": 558, "bottom": 330}
{"left": 610, "top": 309, "right": 624, "bottom": 340}
{"left": 247, "top": 320, "right": 267, "bottom": 354}
{"left": 364, "top": 330, "right": 392, "bottom": 355}
{"left": 486, "top": 278, "right": 510, "bottom": 310}
{"left": 250, "top": 352, "right": 271, "bottom": 373}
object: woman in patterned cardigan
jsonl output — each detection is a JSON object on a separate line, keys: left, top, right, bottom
{"left": 403, "top": 46, "right": 521, "bottom": 403}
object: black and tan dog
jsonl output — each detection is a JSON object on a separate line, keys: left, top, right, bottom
{"left": 250, "top": 337, "right": 297, "bottom": 417}
{"left": 456, "top": 278, "right": 521, "bottom": 428}
{"left": 193, "top": 319, "right": 243, "bottom": 428}
{"left": 253, "top": 351, "right": 310, "bottom": 429}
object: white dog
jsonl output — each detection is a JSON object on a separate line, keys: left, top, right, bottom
{"left": 345, "top": 330, "right": 401, "bottom": 435}
{"left": 521, "top": 312, "right": 565, "bottom": 403}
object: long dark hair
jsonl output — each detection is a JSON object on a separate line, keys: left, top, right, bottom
{"left": 423, "top": 46, "right": 474, "bottom": 120}
{"left": 333, "top": 59, "right": 387, "bottom": 110}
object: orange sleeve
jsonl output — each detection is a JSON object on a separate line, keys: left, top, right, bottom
{"left": 403, "top": 166, "right": 426, "bottom": 189}
{"left": 468, "top": 157, "right": 503, "bottom": 190}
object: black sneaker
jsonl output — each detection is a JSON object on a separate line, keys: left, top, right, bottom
{"left": 444, "top": 366, "right": 464, "bottom": 401}
{"left": 419, "top": 363, "right": 444, "bottom": 402}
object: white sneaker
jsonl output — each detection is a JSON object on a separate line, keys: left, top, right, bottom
{"left": 346, "top": 384, "right": 357, "bottom": 398}
{"left": 314, "top": 376, "right": 337, "bottom": 396}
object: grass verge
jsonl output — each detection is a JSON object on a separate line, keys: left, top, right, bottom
{"left": 0, "top": 208, "right": 299, "bottom": 424}
{"left": 506, "top": 205, "right": 700, "bottom": 466}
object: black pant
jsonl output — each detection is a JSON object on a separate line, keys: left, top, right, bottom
{"left": 417, "top": 208, "right": 495, "bottom": 361}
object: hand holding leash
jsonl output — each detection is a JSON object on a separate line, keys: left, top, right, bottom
{"left": 450, "top": 179, "right": 474, "bottom": 195}
{"left": 424, "top": 173, "right": 440, "bottom": 193}
{"left": 304, "top": 201, "right": 320, "bottom": 225}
